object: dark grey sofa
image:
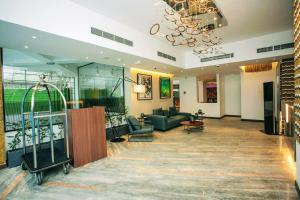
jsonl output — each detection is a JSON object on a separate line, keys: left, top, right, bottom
{"left": 148, "top": 107, "right": 191, "bottom": 131}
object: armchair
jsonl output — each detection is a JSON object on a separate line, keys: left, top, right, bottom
{"left": 126, "top": 116, "right": 154, "bottom": 142}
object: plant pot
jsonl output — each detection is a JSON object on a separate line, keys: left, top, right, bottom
{"left": 6, "top": 139, "right": 65, "bottom": 168}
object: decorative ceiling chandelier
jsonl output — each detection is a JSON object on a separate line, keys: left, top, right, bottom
{"left": 150, "top": 0, "right": 225, "bottom": 58}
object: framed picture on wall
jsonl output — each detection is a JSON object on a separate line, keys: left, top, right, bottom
{"left": 160, "top": 77, "right": 171, "bottom": 99}
{"left": 137, "top": 73, "right": 152, "bottom": 100}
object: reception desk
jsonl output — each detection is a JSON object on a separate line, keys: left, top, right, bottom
{"left": 68, "top": 107, "right": 107, "bottom": 168}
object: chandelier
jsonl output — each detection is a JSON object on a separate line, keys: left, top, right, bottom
{"left": 150, "top": 0, "right": 225, "bottom": 58}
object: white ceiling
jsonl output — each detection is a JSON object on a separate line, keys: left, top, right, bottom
{"left": 71, "top": 0, "right": 293, "bottom": 43}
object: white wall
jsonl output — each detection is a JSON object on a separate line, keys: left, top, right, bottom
{"left": 220, "top": 75, "right": 225, "bottom": 117}
{"left": 0, "top": 1, "right": 293, "bottom": 69}
{"left": 0, "top": 0, "right": 185, "bottom": 67}
{"left": 126, "top": 69, "right": 173, "bottom": 117}
{"left": 241, "top": 63, "right": 277, "bottom": 120}
{"left": 224, "top": 74, "right": 241, "bottom": 116}
{"left": 179, "top": 75, "right": 221, "bottom": 117}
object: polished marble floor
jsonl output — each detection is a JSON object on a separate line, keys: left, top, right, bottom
{"left": 0, "top": 117, "right": 298, "bottom": 200}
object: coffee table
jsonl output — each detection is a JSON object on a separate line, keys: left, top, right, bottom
{"left": 180, "top": 120, "right": 204, "bottom": 134}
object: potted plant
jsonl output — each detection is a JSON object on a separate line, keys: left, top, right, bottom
{"left": 6, "top": 120, "right": 65, "bottom": 168}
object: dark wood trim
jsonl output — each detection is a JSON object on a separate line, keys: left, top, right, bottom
{"left": 295, "top": 181, "right": 300, "bottom": 199}
{"left": 241, "top": 119, "right": 264, "bottom": 122}
{"left": 203, "top": 115, "right": 241, "bottom": 120}
{"left": 203, "top": 116, "right": 223, "bottom": 119}
{"left": 224, "top": 115, "right": 241, "bottom": 118}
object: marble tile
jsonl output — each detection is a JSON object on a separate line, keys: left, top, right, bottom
{"left": 0, "top": 117, "right": 298, "bottom": 200}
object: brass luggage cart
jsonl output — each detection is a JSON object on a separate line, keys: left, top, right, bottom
{"left": 21, "top": 75, "right": 71, "bottom": 185}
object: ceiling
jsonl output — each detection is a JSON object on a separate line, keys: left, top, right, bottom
{"left": 71, "top": 0, "right": 293, "bottom": 44}
{"left": 0, "top": 0, "right": 294, "bottom": 78}
{"left": 0, "top": 21, "right": 181, "bottom": 75}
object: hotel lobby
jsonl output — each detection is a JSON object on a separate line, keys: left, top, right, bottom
{"left": 0, "top": 0, "right": 299, "bottom": 199}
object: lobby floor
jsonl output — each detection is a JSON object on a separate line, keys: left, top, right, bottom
{"left": 0, "top": 117, "right": 298, "bottom": 200}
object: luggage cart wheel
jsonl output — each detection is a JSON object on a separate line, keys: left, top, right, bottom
{"left": 63, "top": 163, "right": 70, "bottom": 175}
{"left": 21, "top": 162, "right": 27, "bottom": 170}
{"left": 35, "top": 172, "right": 43, "bottom": 185}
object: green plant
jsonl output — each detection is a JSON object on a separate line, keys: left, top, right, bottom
{"left": 7, "top": 120, "right": 64, "bottom": 150}
{"left": 7, "top": 121, "right": 31, "bottom": 150}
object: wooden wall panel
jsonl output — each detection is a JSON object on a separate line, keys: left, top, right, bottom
{"left": 68, "top": 107, "right": 107, "bottom": 168}
{"left": 0, "top": 48, "right": 5, "bottom": 167}
{"left": 295, "top": 0, "right": 300, "bottom": 137}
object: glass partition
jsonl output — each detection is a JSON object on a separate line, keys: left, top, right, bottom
{"left": 3, "top": 68, "right": 75, "bottom": 131}
{"left": 78, "top": 63, "right": 125, "bottom": 114}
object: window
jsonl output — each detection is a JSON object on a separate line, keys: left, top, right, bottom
{"left": 3, "top": 48, "right": 76, "bottom": 132}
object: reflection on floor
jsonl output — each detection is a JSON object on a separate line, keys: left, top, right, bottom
{"left": 0, "top": 117, "right": 298, "bottom": 200}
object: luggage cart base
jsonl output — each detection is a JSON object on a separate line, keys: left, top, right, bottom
{"left": 22, "top": 147, "right": 71, "bottom": 185}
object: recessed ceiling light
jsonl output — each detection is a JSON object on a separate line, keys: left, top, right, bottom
{"left": 24, "top": 45, "right": 29, "bottom": 49}
{"left": 218, "top": 24, "right": 222, "bottom": 27}
{"left": 85, "top": 56, "right": 89, "bottom": 59}
{"left": 32, "top": 36, "right": 37, "bottom": 39}
{"left": 117, "top": 58, "right": 121, "bottom": 62}
{"left": 214, "top": 17, "right": 217, "bottom": 21}
{"left": 122, "top": 63, "right": 126, "bottom": 66}
{"left": 100, "top": 51, "right": 103, "bottom": 54}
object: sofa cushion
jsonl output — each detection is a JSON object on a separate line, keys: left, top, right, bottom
{"left": 169, "top": 107, "right": 177, "bottom": 116}
{"left": 127, "top": 116, "right": 141, "bottom": 130}
{"left": 153, "top": 108, "right": 163, "bottom": 115}
{"left": 169, "top": 115, "right": 186, "bottom": 123}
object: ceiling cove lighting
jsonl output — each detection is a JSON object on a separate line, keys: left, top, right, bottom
{"left": 150, "top": 0, "right": 225, "bottom": 58}
{"left": 243, "top": 63, "right": 272, "bottom": 73}
{"left": 131, "top": 67, "right": 173, "bottom": 77}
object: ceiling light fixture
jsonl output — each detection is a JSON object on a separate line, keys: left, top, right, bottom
{"left": 100, "top": 51, "right": 103, "bottom": 54}
{"left": 117, "top": 58, "right": 121, "bottom": 62}
{"left": 150, "top": 0, "right": 226, "bottom": 59}
{"left": 85, "top": 56, "right": 89, "bottom": 59}
{"left": 24, "top": 45, "right": 29, "bottom": 49}
{"left": 32, "top": 36, "right": 37, "bottom": 39}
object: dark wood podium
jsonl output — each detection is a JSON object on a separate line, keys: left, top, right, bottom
{"left": 68, "top": 107, "right": 107, "bottom": 168}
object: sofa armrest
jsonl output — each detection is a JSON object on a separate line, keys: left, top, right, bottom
{"left": 148, "top": 115, "right": 168, "bottom": 130}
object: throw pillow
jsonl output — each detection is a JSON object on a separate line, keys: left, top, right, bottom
{"left": 153, "top": 108, "right": 163, "bottom": 115}
{"left": 169, "top": 107, "right": 177, "bottom": 116}
{"left": 163, "top": 110, "right": 170, "bottom": 117}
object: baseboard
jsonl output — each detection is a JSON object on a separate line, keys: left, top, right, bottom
{"left": 295, "top": 181, "right": 300, "bottom": 199}
{"left": 224, "top": 115, "right": 241, "bottom": 118}
{"left": 241, "top": 119, "right": 264, "bottom": 122}
{"left": 203, "top": 116, "right": 223, "bottom": 119}
{"left": 203, "top": 115, "right": 241, "bottom": 119}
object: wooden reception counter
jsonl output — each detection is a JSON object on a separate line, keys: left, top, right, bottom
{"left": 68, "top": 107, "right": 107, "bottom": 168}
